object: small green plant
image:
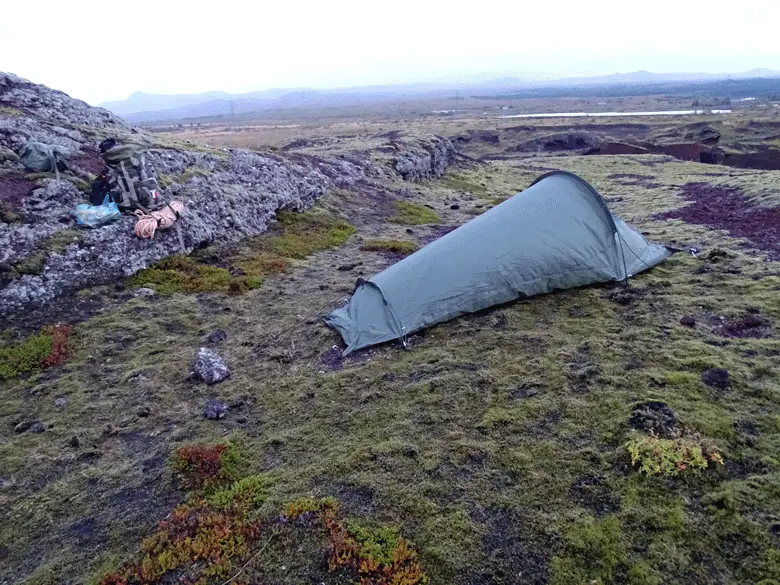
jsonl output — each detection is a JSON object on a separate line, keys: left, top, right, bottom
{"left": 361, "top": 239, "right": 419, "bottom": 255}
{"left": 626, "top": 435, "right": 723, "bottom": 476}
{"left": 389, "top": 201, "right": 441, "bottom": 225}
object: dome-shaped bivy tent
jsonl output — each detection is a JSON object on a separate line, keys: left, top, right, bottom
{"left": 325, "top": 171, "right": 671, "bottom": 355}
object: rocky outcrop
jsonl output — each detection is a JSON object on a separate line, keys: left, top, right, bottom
{"left": 0, "top": 73, "right": 454, "bottom": 317}
{"left": 391, "top": 132, "right": 455, "bottom": 181}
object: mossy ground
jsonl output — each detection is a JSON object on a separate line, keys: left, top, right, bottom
{"left": 2, "top": 140, "right": 780, "bottom": 585}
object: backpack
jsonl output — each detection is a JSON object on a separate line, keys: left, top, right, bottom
{"left": 89, "top": 170, "right": 114, "bottom": 206}
{"left": 100, "top": 143, "right": 161, "bottom": 212}
{"left": 18, "top": 141, "right": 70, "bottom": 173}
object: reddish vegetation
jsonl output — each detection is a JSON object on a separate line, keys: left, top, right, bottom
{"left": 658, "top": 183, "right": 780, "bottom": 260}
{"left": 70, "top": 147, "right": 106, "bottom": 175}
{"left": 286, "top": 499, "right": 427, "bottom": 585}
{"left": 0, "top": 177, "right": 35, "bottom": 207}
{"left": 172, "top": 443, "right": 240, "bottom": 490}
{"left": 42, "top": 324, "right": 72, "bottom": 368}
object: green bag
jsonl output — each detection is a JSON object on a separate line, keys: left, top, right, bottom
{"left": 18, "top": 141, "right": 70, "bottom": 173}
{"left": 100, "top": 144, "right": 161, "bottom": 212}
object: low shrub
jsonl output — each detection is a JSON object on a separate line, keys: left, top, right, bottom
{"left": 626, "top": 435, "right": 724, "bottom": 476}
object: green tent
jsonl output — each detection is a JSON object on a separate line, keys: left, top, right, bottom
{"left": 325, "top": 171, "right": 671, "bottom": 355}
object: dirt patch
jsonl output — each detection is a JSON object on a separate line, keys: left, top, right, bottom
{"left": 481, "top": 508, "right": 554, "bottom": 585}
{"left": 0, "top": 176, "right": 35, "bottom": 208}
{"left": 717, "top": 313, "right": 771, "bottom": 339}
{"left": 420, "top": 224, "right": 458, "bottom": 245}
{"left": 628, "top": 400, "right": 678, "bottom": 438}
{"left": 571, "top": 474, "right": 620, "bottom": 516}
{"left": 658, "top": 183, "right": 780, "bottom": 260}
{"left": 319, "top": 345, "right": 374, "bottom": 371}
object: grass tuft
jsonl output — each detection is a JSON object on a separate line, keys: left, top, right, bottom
{"left": 390, "top": 201, "right": 441, "bottom": 225}
{"left": 361, "top": 239, "right": 419, "bottom": 255}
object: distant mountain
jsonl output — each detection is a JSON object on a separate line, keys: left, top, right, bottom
{"left": 104, "top": 69, "right": 780, "bottom": 123}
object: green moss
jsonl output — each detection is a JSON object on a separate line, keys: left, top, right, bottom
{"left": 156, "top": 173, "right": 173, "bottom": 189}
{"left": 175, "top": 167, "right": 211, "bottom": 183}
{"left": 0, "top": 201, "right": 23, "bottom": 223}
{"left": 390, "top": 201, "right": 441, "bottom": 225}
{"left": 361, "top": 239, "right": 418, "bottom": 255}
{"left": 439, "top": 173, "right": 489, "bottom": 196}
{"left": 128, "top": 256, "right": 233, "bottom": 295}
{"left": 0, "top": 331, "right": 53, "bottom": 379}
{"left": 550, "top": 516, "right": 658, "bottom": 585}
{"left": 208, "top": 474, "right": 273, "bottom": 512}
{"left": 70, "top": 177, "right": 90, "bottom": 194}
{"left": 344, "top": 519, "right": 403, "bottom": 567}
{"left": 0, "top": 105, "right": 23, "bottom": 117}
{"left": 260, "top": 210, "right": 355, "bottom": 259}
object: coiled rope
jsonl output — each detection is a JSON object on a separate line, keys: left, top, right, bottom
{"left": 134, "top": 201, "right": 185, "bottom": 239}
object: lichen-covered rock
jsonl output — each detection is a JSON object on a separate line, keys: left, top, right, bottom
{"left": 193, "top": 348, "right": 230, "bottom": 385}
{"left": 393, "top": 133, "right": 455, "bottom": 181}
{"left": 204, "top": 398, "right": 228, "bottom": 420}
{"left": 0, "top": 72, "right": 453, "bottom": 318}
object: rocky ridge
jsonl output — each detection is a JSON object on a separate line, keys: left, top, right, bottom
{"left": 0, "top": 73, "right": 454, "bottom": 317}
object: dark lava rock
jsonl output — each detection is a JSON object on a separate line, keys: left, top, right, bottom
{"left": 450, "top": 204, "right": 460, "bottom": 210}
{"left": 702, "top": 368, "right": 730, "bottom": 390}
{"left": 629, "top": 400, "right": 678, "bottom": 438}
{"left": 69, "top": 435, "right": 80, "bottom": 448}
{"left": 338, "top": 263, "right": 361, "bottom": 272}
{"left": 136, "top": 405, "right": 152, "bottom": 418}
{"left": 680, "top": 316, "right": 696, "bottom": 327}
{"left": 14, "top": 419, "right": 44, "bottom": 434}
{"left": 204, "top": 398, "right": 228, "bottom": 420}
{"left": 193, "top": 347, "right": 231, "bottom": 385}
{"left": 720, "top": 314, "right": 770, "bottom": 338}
{"left": 406, "top": 228, "right": 414, "bottom": 234}
{"left": 206, "top": 329, "right": 227, "bottom": 344}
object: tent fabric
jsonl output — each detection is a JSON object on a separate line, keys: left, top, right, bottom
{"left": 325, "top": 171, "right": 671, "bottom": 355}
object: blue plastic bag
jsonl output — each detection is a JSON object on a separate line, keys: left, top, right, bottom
{"left": 73, "top": 195, "right": 121, "bottom": 228}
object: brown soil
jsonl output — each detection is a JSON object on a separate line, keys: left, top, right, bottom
{"left": 658, "top": 183, "right": 780, "bottom": 260}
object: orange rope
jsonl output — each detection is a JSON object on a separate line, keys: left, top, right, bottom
{"left": 134, "top": 201, "right": 185, "bottom": 239}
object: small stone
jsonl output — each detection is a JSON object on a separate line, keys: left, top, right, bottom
{"left": 680, "top": 316, "right": 696, "bottom": 327}
{"left": 193, "top": 347, "right": 231, "bottom": 384}
{"left": 28, "top": 421, "right": 46, "bottom": 433}
{"left": 204, "top": 398, "right": 228, "bottom": 420}
{"left": 136, "top": 405, "right": 152, "bottom": 417}
{"left": 54, "top": 395, "right": 68, "bottom": 408}
{"left": 69, "top": 435, "right": 80, "bottom": 448}
{"left": 338, "top": 263, "right": 360, "bottom": 272}
{"left": 405, "top": 228, "right": 414, "bottom": 234}
{"left": 702, "top": 368, "right": 730, "bottom": 390}
{"left": 14, "top": 420, "right": 42, "bottom": 434}
{"left": 450, "top": 204, "right": 460, "bottom": 210}
{"left": 236, "top": 416, "right": 248, "bottom": 424}
{"left": 206, "top": 329, "right": 227, "bottom": 344}
{"left": 134, "top": 287, "right": 156, "bottom": 297}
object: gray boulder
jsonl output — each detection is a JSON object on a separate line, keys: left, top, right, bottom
{"left": 193, "top": 347, "right": 230, "bottom": 385}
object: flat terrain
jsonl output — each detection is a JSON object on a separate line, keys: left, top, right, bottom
{"left": 2, "top": 105, "right": 780, "bottom": 585}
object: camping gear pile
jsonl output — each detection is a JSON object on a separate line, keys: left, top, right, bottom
{"left": 326, "top": 171, "right": 672, "bottom": 355}
{"left": 16, "top": 138, "right": 185, "bottom": 238}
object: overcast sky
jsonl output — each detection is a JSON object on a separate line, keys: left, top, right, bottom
{"left": 3, "top": 0, "right": 780, "bottom": 105}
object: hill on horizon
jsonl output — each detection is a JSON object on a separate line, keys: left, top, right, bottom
{"left": 100, "top": 69, "right": 780, "bottom": 122}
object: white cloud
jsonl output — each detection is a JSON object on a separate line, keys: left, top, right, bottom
{"left": 2, "top": 0, "right": 779, "bottom": 104}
